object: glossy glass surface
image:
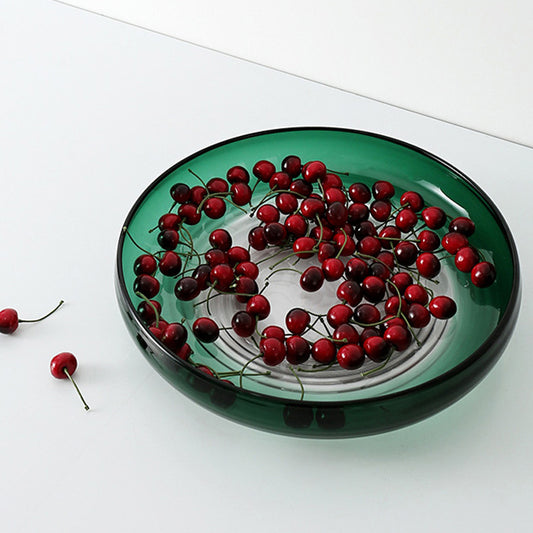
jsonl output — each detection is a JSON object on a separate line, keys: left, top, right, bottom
{"left": 116, "top": 127, "right": 520, "bottom": 437}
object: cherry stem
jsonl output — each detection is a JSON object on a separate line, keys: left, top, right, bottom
{"left": 19, "top": 300, "right": 64, "bottom": 323}
{"left": 325, "top": 167, "right": 349, "bottom": 176}
{"left": 335, "top": 228, "right": 348, "bottom": 258}
{"left": 187, "top": 168, "right": 207, "bottom": 187}
{"left": 265, "top": 267, "right": 303, "bottom": 282}
{"left": 288, "top": 365, "right": 305, "bottom": 401}
{"left": 239, "top": 354, "right": 263, "bottom": 388}
{"left": 123, "top": 226, "right": 153, "bottom": 257}
{"left": 297, "top": 362, "right": 335, "bottom": 373}
{"left": 361, "top": 354, "right": 392, "bottom": 377}
{"left": 63, "top": 368, "right": 90, "bottom": 411}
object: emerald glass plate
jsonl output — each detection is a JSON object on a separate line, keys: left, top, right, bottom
{"left": 115, "top": 127, "right": 520, "bottom": 438}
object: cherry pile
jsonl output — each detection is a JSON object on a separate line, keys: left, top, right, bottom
{"left": 128, "top": 155, "right": 496, "bottom": 398}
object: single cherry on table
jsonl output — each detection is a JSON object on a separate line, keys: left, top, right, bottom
{"left": 50, "top": 352, "right": 90, "bottom": 411}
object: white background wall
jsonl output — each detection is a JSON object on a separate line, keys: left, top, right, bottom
{"left": 60, "top": 0, "right": 533, "bottom": 147}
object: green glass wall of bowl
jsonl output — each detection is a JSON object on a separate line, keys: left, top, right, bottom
{"left": 116, "top": 128, "right": 520, "bottom": 438}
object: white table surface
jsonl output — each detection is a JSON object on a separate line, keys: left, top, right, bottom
{"left": 1, "top": 1, "right": 532, "bottom": 532}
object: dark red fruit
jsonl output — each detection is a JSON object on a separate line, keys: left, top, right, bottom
{"left": 301, "top": 198, "right": 326, "bottom": 219}
{"left": 327, "top": 304, "right": 353, "bottom": 328}
{"left": 390, "top": 272, "right": 413, "bottom": 294}
{"left": 246, "top": 295, "right": 271, "bottom": 320}
{"left": 336, "top": 280, "right": 363, "bottom": 307}
{"left": 429, "top": 296, "right": 457, "bottom": 319}
{"left": 303, "top": 161, "right": 327, "bottom": 183}
{"left": 383, "top": 325, "right": 411, "bottom": 351}
{"left": 158, "top": 213, "right": 181, "bottom": 231}
{"left": 336, "top": 344, "right": 365, "bottom": 370}
{"left": 293, "top": 237, "right": 316, "bottom": 259}
{"left": 449, "top": 216, "right": 475, "bottom": 236}
{"left": 178, "top": 203, "right": 201, "bottom": 225}
{"left": 159, "top": 251, "right": 182, "bottom": 276}
{"left": 248, "top": 226, "right": 267, "bottom": 250}
{"left": 275, "top": 192, "right": 298, "bottom": 214}
{"left": 253, "top": 160, "right": 276, "bottom": 182}
{"left": 190, "top": 186, "right": 208, "bottom": 206}
{"left": 170, "top": 183, "right": 191, "bottom": 204}
{"left": 260, "top": 338, "right": 286, "bottom": 366}
{"left": 262, "top": 325, "right": 286, "bottom": 341}
{"left": 300, "top": 266, "right": 324, "bottom": 292}
{"left": 227, "top": 246, "right": 250, "bottom": 267}
{"left": 193, "top": 317, "right": 220, "bottom": 343}
{"left": 394, "top": 241, "right": 418, "bottom": 266}
{"left": 326, "top": 201, "right": 348, "bottom": 227}
{"left": 192, "top": 264, "right": 212, "bottom": 290}
{"left": 285, "top": 214, "right": 308, "bottom": 237}
{"left": 348, "top": 203, "right": 370, "bottom": 224}
{"left": 50, "top": 352, "right": 90, "bottom": 411}
{"left": 404, "top": 284, "right": 429, "bottom": 305}
{"left": 174, "top": 277, "right": 200, "bottom": 301}
{"left": 269, "top": 171, "right": 291, "bottom": 191}
{"left": 322, "top": 258, "right": 344, "bottom": 281}
{"left": 234, "top": 276, "right": 258, "bottom": 303}
{"left": 370, "top": 200, "right": 392, "bottom": 222}
{"left": 395, "top": 208, "right": 418, "bottom": 232}
{"left": 286, "top": 308, "right": 310, "bottom": 335}
{"left": 203, "top": 197, "right": 226, "bottom": 219}
{"left": 353, "top": 304, "right": 380, "bottom": 325}
{"left": 257, "top": 204, "right": 280, "bottom": 223}
{"left": 205, "top": 248, "right": 227, "bottom": 267}
{"left": 134, "top": 254, "right": 158, "bottom": 275}
{"left": 333, "top": 233, "right": 356, "bottom": 256}
{"left": 416, "top": 252, "right": 441, "bottom": 278}
{"left": 400, "top": 191, "right": 424, "bottom": 211}
{"left": 134, "top": 274, "right": 160, "bottom": 298}
{"left": 332, "top": 324, "right": 359, "bottom": 345}
{"left": 417, "top": 229, "right": 440, "bottom": 251}
{"left": 264, "top": 222, "right": 287, "bottom": 245}
{"left": 231, "top": 311, "right": 256, "bottom": 337}
{"left": 0, "top": 309, "right": 19, "bottom": 334}
{"left": 324, "top": 187, "right": 346, "bottom": 205}
{"left": 378, "top": 226, "right": 401, "bottom": 249}
{"left": 285, "top": 336, "right": 310, "bottom": 365}
{"left": 210, "top": 264, "right": 234, "bottom": 291}
{"left": 455, "top": 247, "right": 479, "bottom": 273}
{"left": 442, "top": 232, "right": 469, "bottom": 255}
{"left": 235, "top": 261, "right": 259, "bottom": 280}
{"left": 358, "top": 236, "right": 381, "bottom": 257}
{"left": 209, "top": 229, "right": 232, "bottom": 251}
{"left": 471, "top": 262, "right": 496, "bottom": 288}
{"left": 312, "top": 338, "right": 336, "bottom": 364}
{"left": 372, "top": 180, "right": 394, "bottom": 200}
{"left": 157, "top": 229, "right": 179, "bottom": 250}
{"left": 363, "top": 336, "right": 391, "bottom": 363}
{"left": 345, "top": 257, "right": 369, "bottom": 282}
{"left": 281, "top": 155, "right": 302, "bottom": 177}
{"left": 406, "top": 303, "right": 431, "bottom": 328}
{"left": 421, "top": 206, "right": 446, "bottom": 229}
{"left": 226, "top": 165, "right": 250, "bottom": 184}
{"left": 348, "top": 182, "right": 371, "bottom": 203}
{"left": 162, "top": 323, "right": 188, "bottom": 351}
{"left": 361, "top": 276, "right": 386, "bottom": 303}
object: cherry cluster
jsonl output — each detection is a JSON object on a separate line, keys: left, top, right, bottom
{"left": 129, "top": 155, "right": 496, "bottom": 395}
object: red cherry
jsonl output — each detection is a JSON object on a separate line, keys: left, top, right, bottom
{"left": 372, "top": 180, "right": 395, "bottom": 200}
{"left": 378, "top": 226, "right": 401, "bottom": 249}
{"left": 389, "top": 272, "right": 413, "bottom": 294}
{"left": 285, "top": 336, "right": 310, "bottom": 365}
{"left": 455, "top": 247, "right": 479, "bottom": 273}
{"left": 345, "top": 257, "right": 369, "bottom": 282}
{"left": 361, "top": 276, "right": 386, "bottom": 303}
{"left": 259, "top": 326, "right": 284, "bottom": 342}
{"left": 170, "top": 183, "right": 191, "bottom": 204}
{"left": 286, "top": 308, "right": 310, "bottom": 335}
{"left": 353, "top": 304, "right": 380, "bottom": 325}
{"left": 161, "top": 323, "right": 188, "bottom": 351}
{"left": 192, "top": 264, "right": 212, "bottom": 290}
{"left": 332, "top": 323, "right": 359, "bottom": 345}
{"left": 324, "top": 187, "right": 346, "bottom": 205}
{"left": 327, "top": 304, "right": 353, "bottom": 328}
{"left": 300, "top": 266, "right": 324, "bottom": 292}
{"left": 337, "top": 344, "right": 365, "bottom": 370}
{"left": 395, "top": 208, "right": 418, "bottom": 233}
{"left": 235, "top": 261, "right": 259, "bottom": 280}
{"left": 394, "top": 241, "right": 418, "bottom": 266}
{"left": 50, "top": 352, "right": 90, "bottom": 411}
{"left": 260, "top": 338, "right": 286, "bottom": 366}
{"left": 400, "top": 191, "right": 424, "bottom": 212}
{"left": 253, "top": 160, "right": 276, "bottom": 182}
{"left": 206, "top": 177, "right": 229, "bottom": 194}
{"left": 449, "top": 216, "right": 475, "bottom": 236}
{"left": 290, "top": 179, "right": 313, "bottom": 197}
{"left": 336, "top": 280, "right": 363, "bottom": 307}
{"left": 471, "top": 262, "right": 496, "bottom": 288}
{"left": 231, "top": 311, "right": 256, "bottom": 337}
{"left": 248, "top": 226, "right": 267, "bottom": 251}
{"left": 246, "top": 295, "right": 271, "bottom": 320}
{"left": 0, "top": 300, "right": 64, "bottom": 335}
{"left": 429, "top": 296, "right": 457, "bottom": 319}
{"left": 322, "top": 258, "right": 344, "bottom": 281}
{"left": 417, "top": 229, "right": 440, "bottom": 251}
{"left": 285, "top": 214, "right": 308, "bottom": 237}
{"left": 363, "top": 336, "right": 391, "bottom": 362}
{"left": 358, "top": 236, "right": 381, "bottom": 257}
{"left": 416, "top": 252, "right": 441, "bottom": 278}
{"left": 234, "top": 276, "right": 258, "bottom": 303}
{"left": 348, "top": 182, "right": 371, "bottom": 203}
{"left": 384, "top": 296, "right": 408, "bottom": 315}
{"left": 421, "top": 206, "right": 446, "bottom": 229}
{"left": 322, "top": 173, "right": 343, "bottom": 190}
{"left": 203, "top": 197, "right": 226, "bottom": 219}
{"left": 159, "top": 251, "right": 182, "bottom": 276}
{"left": 227, "top": 246, "right": 250, "bottom": 266}
{"left": 442, "top": 232, "right": 469, "bottom": 255}
{"left": 354, "top": 220, "right": 377, "bottom": 240}
{"left": 210, "top": 264, "right": 234, "bottom": 291}
{"left": 311, "top": 224, "right": 334, "bottom": 242}
{"left": 370, "top": 200, "right": 392, "bottom": 221}
{"left": 383, "top": 325, "right": 412, "bottom": 351}
{"left": 264, "top": 222, "right": 287, "bottom": 245}
{"left": 178, "top": 203, "right": 201, "bottom": 225}
{"left": 317, "top": 242, "right": 336, "bottom": 262}
{"left": 333, "top": 233, "right": 356, "bottom": 256}
{"left": 406, "top": 303, "right": 431, "bottom": 328}
{"left": 134, "top": 274, "right": 160, "bottom": 298}
{"left": 281, "top": 155, "right": 302, "bottom": 177}
{"left": 312, "top": 338, "right": 336, "bottom": 364}
{"left": 137, "top": 299, "right": 161, "bottom": 325}
{"left": 293, "top": 237, "right": 317, "bottom": 259}
{"left": 326, "top": 201, "right": 348, "bottom": 227}
{"left": 226, "top": 165, "right": 250, "bottom": 184}
{"left": 404, "top": 284, "right": 429, "bottom": 305}
{"left": 205, "top": 248, "right": 227, "bottom": 267}
{"left": 230, "top": 183, "right": 252, "bottom": 205}
{"left": 193, "top": 317, "right": 220, "bottom": 343}
{"left": 176, "top": 343, "right": 192, "bottom": 361}
{"left": 382, "top": 315, "right": 407, "bottom": 330}
{"left": 158, "top": 212, "right": 181, "bottom": 231}
{"left": 303, "top": 161, "right": 327, "bottom": 183}
{"left": 209, "top": 228, "right": 232, "bottom": 251}
{"left": 300, "top": 197, "right": 326, "bottom": 219}
{"left": 157, "top": 229, "right": 179, "bottom": 250}
{"left": 360, "top": 327, "right": 380, "bottom": 344}
{"left": 275, "top": 192, "right": 298, "bottom": 214}
{"left": 257, "top": 204, "right": 280, "bottom": 223}
{"left": 174, "top": 277, "right": 200, "bottom": 301}
{"left": 190, "top": 186, "right": 208, "bottom": 206}
{"left": 269, "top": 171, "right": 291, "bottom": 191}
{"left": 134, "top": 254, "right": 158, "bottom": 275}
{"left": 348, "top": 203, "right": 370, "bottom": 224}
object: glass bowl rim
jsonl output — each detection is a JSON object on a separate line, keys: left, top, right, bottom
{"left": 115, "top": 126, "right": 521, "bottom": 409}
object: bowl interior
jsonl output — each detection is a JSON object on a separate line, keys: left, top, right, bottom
{"left": 119, "top": 129, "right": 514, "bottom": 403}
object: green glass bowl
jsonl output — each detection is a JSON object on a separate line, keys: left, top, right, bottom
{"left": 115, "top": 127, "right": 520, "bottom": 438}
